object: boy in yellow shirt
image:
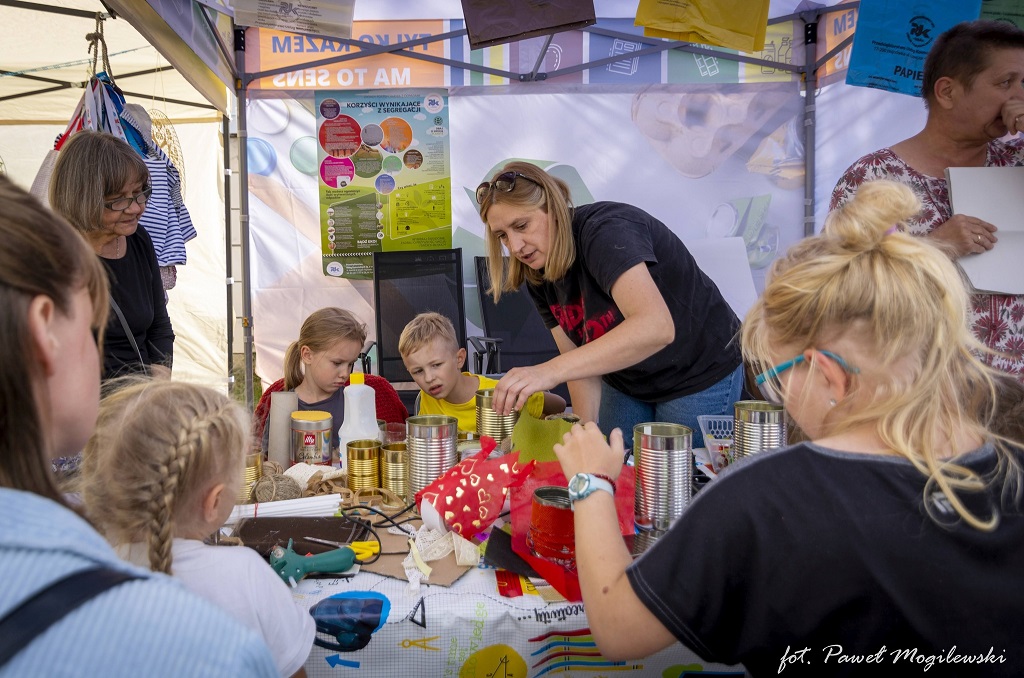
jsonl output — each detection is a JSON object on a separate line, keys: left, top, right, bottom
{"left": 399, "top": 312, "right": 565, "bottom": 433}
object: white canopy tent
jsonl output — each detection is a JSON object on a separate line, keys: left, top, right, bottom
{"left": 0, "top": 0, "right": 237, "bottom": 391}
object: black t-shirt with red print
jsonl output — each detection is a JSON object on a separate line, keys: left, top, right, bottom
{"left": 528, "top": 201, "right": 741, "bottom": 402}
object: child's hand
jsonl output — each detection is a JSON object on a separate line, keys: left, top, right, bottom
{"left": 553, "top": 422, "right": 625, "bottom": 481}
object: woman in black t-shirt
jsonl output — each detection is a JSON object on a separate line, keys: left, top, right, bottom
{"left": 477, "top": 161, "right": 742, "bottom": 447}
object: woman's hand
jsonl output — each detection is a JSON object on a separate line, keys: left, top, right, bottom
{"left": 493, "top": 364, "right": 558, "bottom": 415}
{"left": 149, "top": 364, "right": 172, "bottom": 380}
{"left": 553, "top": 422, "right": 625, "bottom": 481}
{"left": 1002, "top": 101, "right": 1024, "bottom": 135}
{"left": 928, "top": 214, "right": 997, "bottom": 257}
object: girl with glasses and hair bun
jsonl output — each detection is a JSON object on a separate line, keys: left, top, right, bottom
{"left": 551, "top": 179, "right": 1024, "bottom": 675}
{"left": 50, "top": 130, "right": 174, "bottom": 381}
{"left": 477, "top": 161, "right": 744, "bottom": 449}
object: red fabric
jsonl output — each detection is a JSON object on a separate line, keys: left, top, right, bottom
{"left": 252, "top": 375, "right": 409, "bottom": 443}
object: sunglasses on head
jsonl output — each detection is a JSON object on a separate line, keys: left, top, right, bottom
{"left": 475, "top": 171, "right": 540, "bottom": 204}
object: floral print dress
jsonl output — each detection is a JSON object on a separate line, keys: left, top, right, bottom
{"left": 831, "top": 138, "right": 1024, "bottom": 380}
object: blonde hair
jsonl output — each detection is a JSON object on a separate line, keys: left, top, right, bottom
{"left": 284, "top": 307, "right": 367, "bottom": 390}
{"left": 399, "top": 311, "right": 459, "bottom": 357}
{"left": 49, "top": 131, "right": 149, "bottom": 234}
{"left": 0, "top": 175, "right": 108, "bottom": 505}
{"left": 80, "top": 380, "right": 250, "bottom": 573}
{"left": 478, "top": 162, "right": 576, "bottom": 301}
{"left": 741, "top": 179, "right": 1018, "bottom": 531}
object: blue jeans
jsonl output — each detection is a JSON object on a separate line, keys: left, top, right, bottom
{"left": 599, "top": 364, "right": 744, "bottom": 453}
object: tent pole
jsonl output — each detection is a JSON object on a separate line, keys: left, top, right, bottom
{"left": 223, "top": 114, "right": 234, "bottom": 394}
{"left": 234, "top": 26, "right": 255, "bottom": 411}
{"left": 802, "top": 15, "right": 819, "bottom": 238}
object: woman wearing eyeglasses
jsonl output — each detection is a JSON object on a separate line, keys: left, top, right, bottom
{"left": 50, "top": 131, "right": 173, "bottom": 379}
{"left": 551, "top": 179, "right": 1024, "bottom": 675}
{"left": 478, "top": 161, "right": 743, "bottom": 448}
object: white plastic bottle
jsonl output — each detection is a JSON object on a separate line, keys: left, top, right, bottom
{"left": 337, "top": 371, "right": 379, "bottom": 471}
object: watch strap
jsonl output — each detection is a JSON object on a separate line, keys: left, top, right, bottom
{"left": 569, "top": 473, "right": 615, "bottom": 511}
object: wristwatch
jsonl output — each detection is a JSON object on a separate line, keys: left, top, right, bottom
{"left": 567, "top": 473, "right": 615, "bottom": 511}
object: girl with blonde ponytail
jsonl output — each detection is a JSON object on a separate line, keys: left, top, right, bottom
{"left": 81, "top": 380, "right": 314, "bottom": 677}
{"left": 257, "top": 307, "right": 408, "bottom": 462}
{"left": 548, "top": 179, "right": 1024, "bottom": 675}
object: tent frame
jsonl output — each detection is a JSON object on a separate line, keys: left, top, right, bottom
{"left": 3, "top": 0, "right": 861, "bottom": 410}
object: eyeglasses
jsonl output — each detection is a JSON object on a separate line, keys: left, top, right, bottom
{"left": 754, "top": 349, "right": 860, "bottom": 404}
{"left": 103, "top": 186, "right": 152, "bottom": 212}
{"left": 475, "top": 171, "right": 540, "bottom": 204}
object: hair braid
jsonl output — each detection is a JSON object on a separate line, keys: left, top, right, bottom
{"left": 145, "top": 419, "right": 212, "bottom": 573}
{"left": 80, "top": 380, "right": 250, "bottom": 572}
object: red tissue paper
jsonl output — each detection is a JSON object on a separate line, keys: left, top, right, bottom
{"left": 415, "top": 435, "right": 535, "bottom": 540}
{"left": 509, "top": 461, "right": 635, "bottom": 602}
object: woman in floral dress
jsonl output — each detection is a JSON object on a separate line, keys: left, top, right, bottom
{"left": 831, "top": 20, "right": 1024, "bottom": 380}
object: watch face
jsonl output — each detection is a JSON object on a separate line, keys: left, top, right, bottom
{"left": 568, "top": 473, "right": 589, "bottom": 499}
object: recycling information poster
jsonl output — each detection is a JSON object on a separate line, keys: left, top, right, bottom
{"left": 315, "top": 90, "right": 452, "bottom": 278}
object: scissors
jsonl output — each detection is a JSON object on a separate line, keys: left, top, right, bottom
{"left": 400, "top": 637, "right": 440, "bottom": 651}
{"left": 304, "top": 536, "right": 381, "bottom": 561}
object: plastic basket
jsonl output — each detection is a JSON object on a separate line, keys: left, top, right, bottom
{"left": 697, "top": 415, "right": 734, "bottom": 470}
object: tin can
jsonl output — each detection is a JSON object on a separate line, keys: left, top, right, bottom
{"left": 380, "top": 441, "right": 408, "bottom": 502}
{"left": 346, "top": 439, "right": 381, "bottom": 491}
{"left": 633, "top": 422, "right": 693, "bottom": 532}
{"left": 475, "top": 388, "right": 518, "bottom": 441}
{"left": 733, "top": 401, "right": 786, "bottom": 459}
{"left": 527, "top": 487, "right": 576, "bottom": 570}
{"left": 291, "top": 410, "right": 333, "bottom": 466}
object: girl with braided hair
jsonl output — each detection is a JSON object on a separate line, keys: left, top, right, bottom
{"left": 0, "top": 175, "right": 276, "bottom": 675}
{"left": 80, "top": 380, "right": 314, "bottom": 677}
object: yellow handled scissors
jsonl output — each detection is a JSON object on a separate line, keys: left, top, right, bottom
{"left": 349, "top": 540, "right": 380, "bottom": 561}
{"left": 304, "top": 537, "right": 381, "bottom": 562}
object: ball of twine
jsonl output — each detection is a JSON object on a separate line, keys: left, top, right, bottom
{"left": 251, "top": 473, "right": 302, "bottom": 502}
{"left": 263, "top": 460, "right": 285, "bottom": 476}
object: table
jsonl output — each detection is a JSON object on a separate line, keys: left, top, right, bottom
{"left": 293, "top": 564, "right": 747, "bottom": 677}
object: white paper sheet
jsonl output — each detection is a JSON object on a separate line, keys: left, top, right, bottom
{"left": 946, "top": 166, "right": 1024, "bottom": 295}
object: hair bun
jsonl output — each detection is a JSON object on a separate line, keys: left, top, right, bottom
{"left": 827, "top": 180, "right": 920, "bottom": 250}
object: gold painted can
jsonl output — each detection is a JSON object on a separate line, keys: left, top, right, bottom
{"left": 380, "top": 441, "right": 408, "bottom": 502}
{"left": 475, "top": 388, "right": 518, "bottom": 441}
{"left": 291, "top": 411, "right": 333, "bottom": 466}
{"left": 347, "top": 438, "right": 381, "bottom": 491}
{"left": 238, "top": 452, "right": 263, "bottom": 504}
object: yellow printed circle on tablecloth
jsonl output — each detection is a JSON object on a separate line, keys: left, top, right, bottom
{"left": 459, "top": 644, "right": 526, "bottom": 678}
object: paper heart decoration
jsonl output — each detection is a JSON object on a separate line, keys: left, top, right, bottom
{"left": 416, "top": 435, "right": 535, "bottom": 540}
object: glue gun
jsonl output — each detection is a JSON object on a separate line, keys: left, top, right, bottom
{"left": 269, "top": 538, "right": 356, "bottom": 587}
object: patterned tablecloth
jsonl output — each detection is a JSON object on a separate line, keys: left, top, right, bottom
{"left": 293, "top": 563, "right": 747, "bottom": 677}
